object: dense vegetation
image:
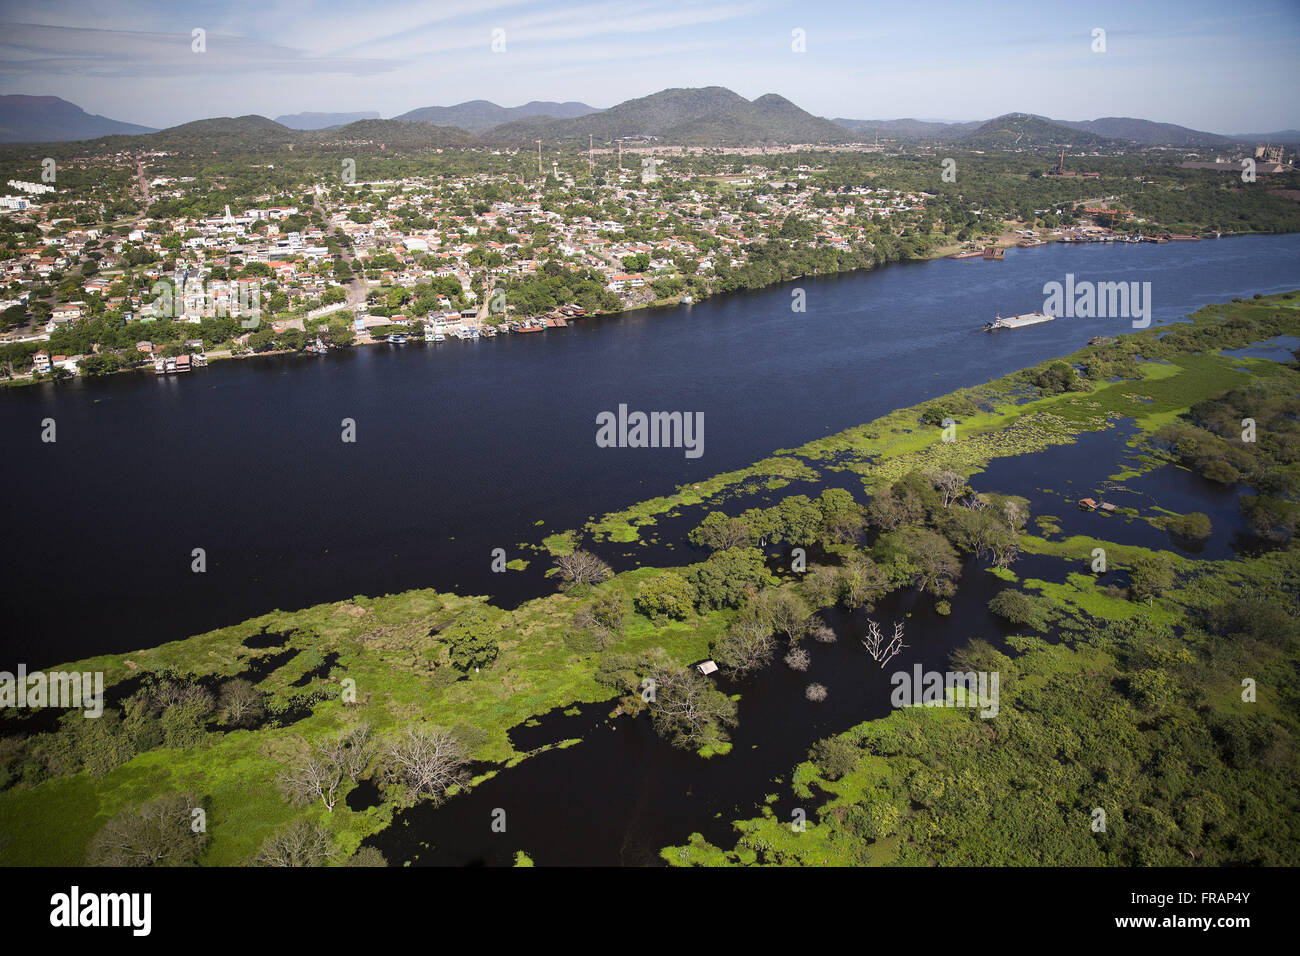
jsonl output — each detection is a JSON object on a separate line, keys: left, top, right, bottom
{"left": 1, "top": 292, "right": 1297, "bottom": 866}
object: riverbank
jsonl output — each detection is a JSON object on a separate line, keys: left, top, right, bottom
{"left": 2, "top": 290, "right": 1295, "bottom": 866}
{"left": 4, "top": 226, "right": 1278, "bottom": 390}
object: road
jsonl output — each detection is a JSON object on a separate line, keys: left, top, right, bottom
{"left": 312, "top": 188, "right": 366, "bottom": 308}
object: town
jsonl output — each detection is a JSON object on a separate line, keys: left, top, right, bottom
{"left": 3, "top": 132, "right": 1293, "bottom": 383}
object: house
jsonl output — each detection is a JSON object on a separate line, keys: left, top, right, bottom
{"left": 607, "top": 274, "right": 645, "bottom": 291}
{"left": 1078, "top": 498, "right": 1098, "bottom": 510}
{"left": 696, "top": 660, "right": 719, "bottom": 676}
{"left": 32, "top": 350, "right": 51, "bottom": 373}
{"left": 1098, "top": 502, "right": 1117, "bottom": 512}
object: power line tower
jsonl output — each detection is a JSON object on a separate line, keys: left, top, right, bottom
{"left": 536, "top": 139, "right": 542, "bottom": 176}
{"left": 588, "top": 134, "right": 594, "bottom": 171}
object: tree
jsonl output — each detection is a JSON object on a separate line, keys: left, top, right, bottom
{"left": 889, "top": 527, "right": 961, "bottom": 597}
{"left": 987, "top": 589, "right": 1049, "bottom": 630}
{"left": 763, "top": 590, "right": 811, "bottom": 642}
{"left": 278, "top": 749, "right": 343, "bottom": 812}
{"left": 1130, "top": 554, "right": 1175, "bottom": 605}
{"left": 784, "top": 647, "right": 810, "bottom": 671}
{"left": 555, "top": 550, "right": 612, "bottom": 588}
{"left": 380, "top": 726, "right": 470, "bottom": 805}
{"left": 634, "top": 572, "right": 696, "bottom": 624}
{"left": 839, "top": 554, "right": 890, "bottom": 608}
{"left": 217, "top": 678, "right": 264, "bottom": 728}
{"left": 818, "top": 488, "right": 865, "bottom": 543}
{"left": 644, "top": 665, "right": 738, "bottom": 750}
{"left": 810, "top": 736, "right": 859, "bottom": 781}
{"left": 928, "top": 470, "right": 966, "bottom": 508}
{"left": 437, "top": 608, "right": 500, "bottom": 670}
{"left": 689, "top": 511, "right": 753, "bottom": 550}
{"left": 685, "top": 547, "right": 770, "bottom": 611}
{"left": 712, "top": 604, "right": 778, "bottom": 677}
{"left": 573, "top": 591, "right": 627, "bottom": 647}
{"left": 253, "top": 819, "right": 333, "bottom": 867}
{"left": 87, "top": 792, "right": 207, "bottom": 866}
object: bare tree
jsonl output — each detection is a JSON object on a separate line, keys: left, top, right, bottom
{"left": 555, "top": 550, "right": 613, "bottom": 588}
{"left": 87, "top": 792, "right": 207, "bottom": 866}
{"left": 784, "top": 647, "right": 811, "bottom": 671}
{"left": 880, "top": 622, "right": 908, "bottom": 667}
{"left": 929, "top": 470, "right": 965, "bottom": 508}
{"left": 807, "top": 616, "right": 837, "bottom": 643}
{"left": 713, "top": 620, "right": 776, "bottom": 677}
{"left": 864, "top": 619, "right": 907, "bottom": 667}
{"left": 279, "top": 725, "right": 374, "bottom": 813}
{"left": 279, "top": 750, "right": 343, "bottom": 812}
{"left": 319, "top": 724, "right": 373, "bottom": 781}
{"left": 805, "top": 683, "right": 828, "bottom": 702}
{"left": 151, "top": 679, "right": 215, "bottom": 713}
{"left": 381, "top": 726, "right": 470, "bottom": 805}
{"left": 217, "top": 678, "right": 264, "bottom": 728}
{"left": 253, "top": 819, "right": 334, "bottom": 867}
{"left": 862, "top": 619, "right": 885, "bottom": 660}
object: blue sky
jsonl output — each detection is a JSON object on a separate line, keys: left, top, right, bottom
{"left": 1, "top": 0, "right": 1297, "bottom": 132}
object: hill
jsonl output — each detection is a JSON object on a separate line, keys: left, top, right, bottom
{"left": 309, "top": 118, "right": 472, "bottom": 147}
{"left": 957, "top": 113, "right": 1120, "bottom": 150}
{"left": 480, "top": 87, "right": 854, "bottom": 146}
{"left": 832, "top": 117, "right": 979, "bottom": 140}
{"left": 1054, "top": 116, "right": 1235, "bottom": 147}
{"left": 274, "top": 110, "right": 381, "bottom": 130}
{"left": 0, "top": 95, "right": 156, "bottom": 143}
{"left": 1232, "top": 129, "right": 1300, "bottom": 145}
{"left": 394, "top": 100, "right": 599, "bottom": 131}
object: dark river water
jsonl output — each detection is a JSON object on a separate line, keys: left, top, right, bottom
{"left": 3, "top": 233, "right": 1298, "bottom": 673}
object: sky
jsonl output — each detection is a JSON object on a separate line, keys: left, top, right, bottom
{"left": 1, "top": 0, "right": 1297, "bottom": 133}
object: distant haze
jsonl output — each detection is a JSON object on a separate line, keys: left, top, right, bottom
{"left": 0, "top": 0, "right": 1295, "bottom": 132}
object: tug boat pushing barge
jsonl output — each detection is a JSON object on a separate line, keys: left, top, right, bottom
{"left": 983, "top": 312, "right": 1055, "bottom": 332}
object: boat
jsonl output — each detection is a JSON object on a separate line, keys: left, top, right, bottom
{"left": 387, "top": 333, "right": 407, "bottom": 344}
{"left": 982, "top": 247, "right": 1005, "bottom": 260}
{"left": 983, "top": 312, "right": 1055, "bottom": 332}
{"left": 307, "top": 338, "right": 328, "bottom": 354}
{"left": 681, "top": 295, "right": 694, "bottom": 304}
{"left": 424, "top": 325, "right": 436, "bottom": 342}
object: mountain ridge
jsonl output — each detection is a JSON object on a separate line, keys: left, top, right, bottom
{"left": 0, "top": 94, "right": 156, "bottom": 143}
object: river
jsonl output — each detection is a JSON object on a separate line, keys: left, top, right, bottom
{"left": 3, "top": 234, "right": 1298, "bottom": 669}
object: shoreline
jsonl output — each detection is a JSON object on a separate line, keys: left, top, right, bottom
{"left": 0, "top": 229, "right": 1285, "bottom": 391}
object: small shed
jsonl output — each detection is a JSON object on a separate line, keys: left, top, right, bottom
{"left": 1079, "top": 497, "right": 1098, "bottom": 510}
{"left": 1098, "top": 501, "right": 1117, "bottom": 512}
{"left": 696, "top": 660, "right": 719, "bottom": 676}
